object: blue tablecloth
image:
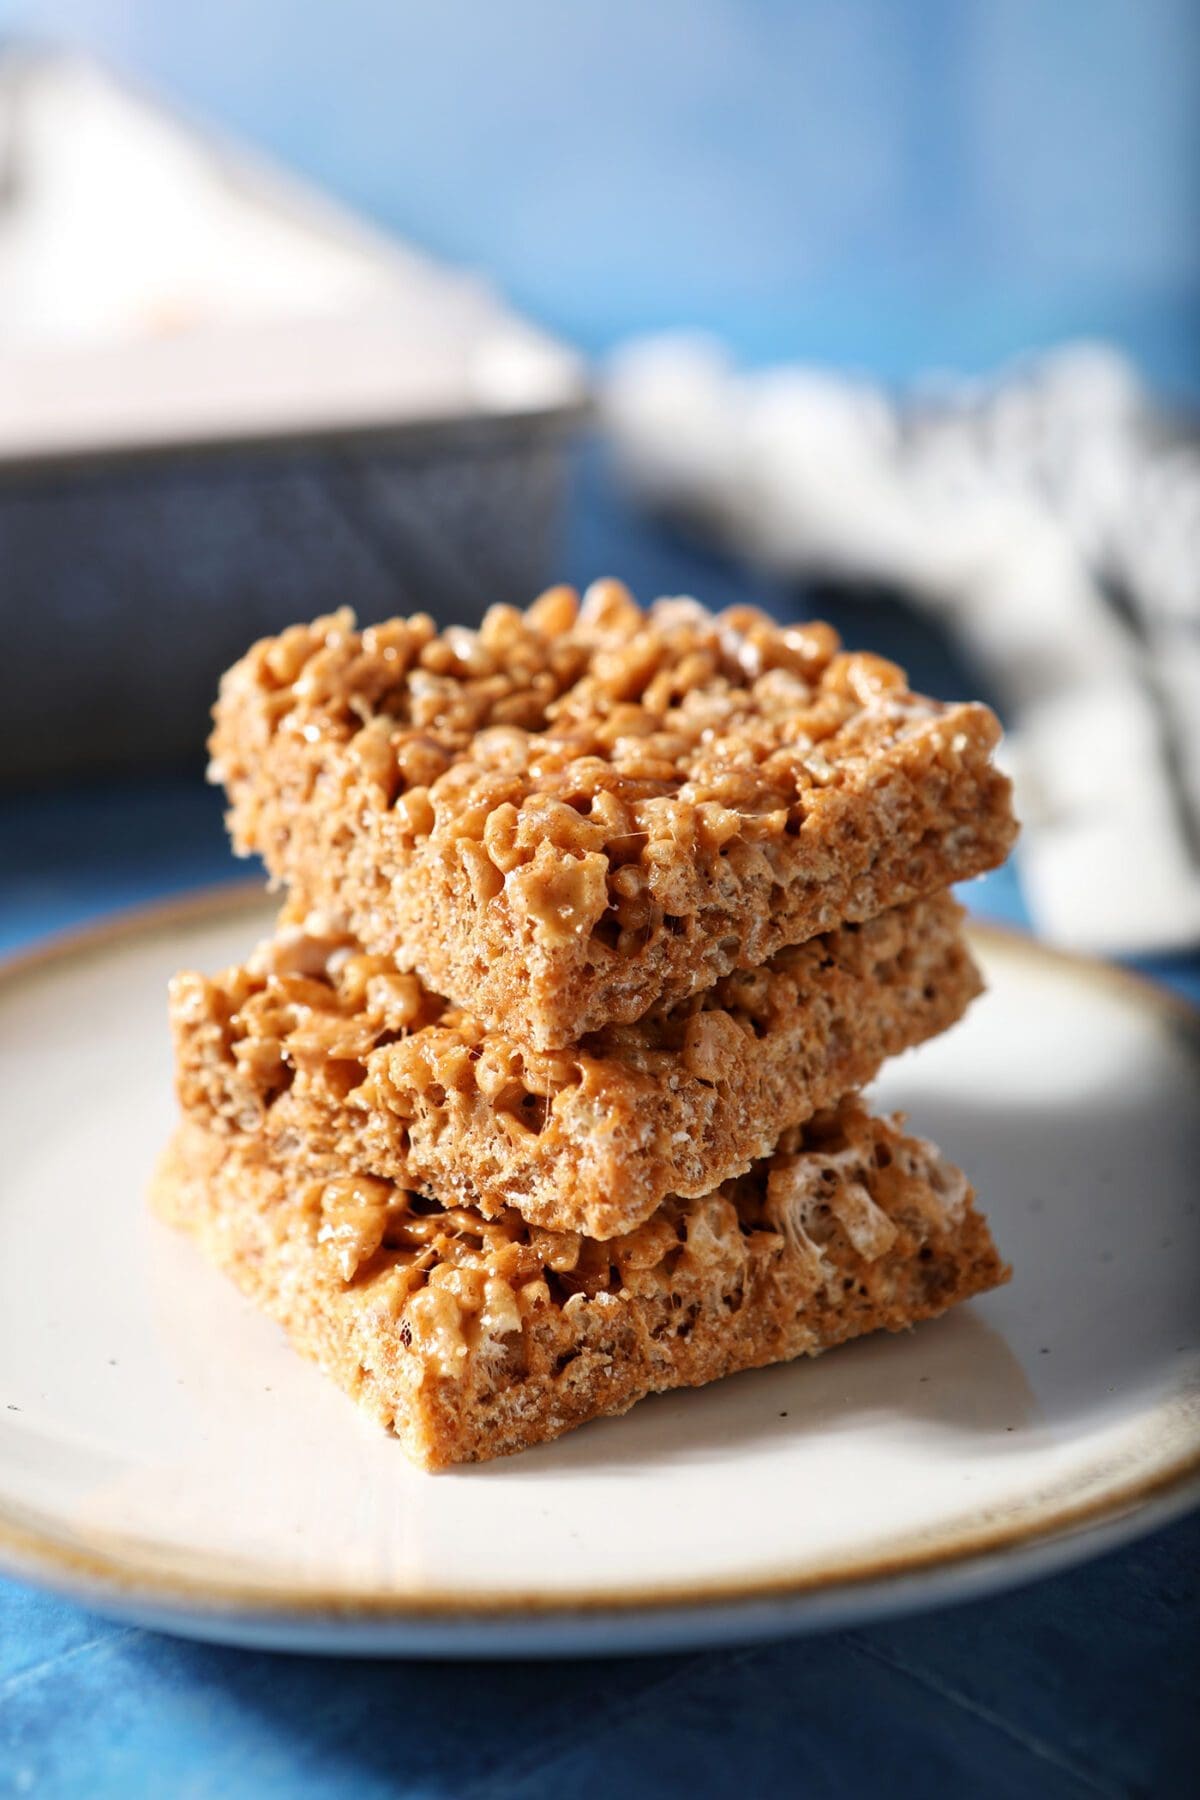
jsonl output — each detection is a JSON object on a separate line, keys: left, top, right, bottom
{"left": 1, "top": 463, "right": 1197, "bottom": 1797}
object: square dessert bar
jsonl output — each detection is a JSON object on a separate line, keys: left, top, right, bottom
{"left": 171, "top": 892, "right": 981, "bottom": 1239}
{"left": 153, "top": 1099, "right": 1008, "bottom": 1469}
{"left": 211, "top": 582, "right": 1017, "bottom": 1050}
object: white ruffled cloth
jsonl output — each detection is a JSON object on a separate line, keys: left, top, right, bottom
{"left": 605, "top": 336, "right": 1200, "bottom": 956}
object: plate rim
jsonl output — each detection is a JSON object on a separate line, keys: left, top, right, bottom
{"left": 1, "top": 881, "right": 1198, "bottom": 1633}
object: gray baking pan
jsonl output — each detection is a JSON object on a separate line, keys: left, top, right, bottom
{"left": 0, "top": 51, "right": 588, "bottom": 779}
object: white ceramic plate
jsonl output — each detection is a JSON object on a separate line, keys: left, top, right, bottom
{"left": 1, "top": 888, "right": 1197, "bottom": 1656}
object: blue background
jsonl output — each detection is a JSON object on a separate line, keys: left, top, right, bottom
{"left": 3, "top": 0, "right": 1199, "bottom": 393}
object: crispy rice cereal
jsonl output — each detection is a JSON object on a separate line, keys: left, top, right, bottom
{"left": 171, "top": 893, "right": 981, "bottom": 1239}
{"left": 152, "top": 1098, "right": 1008, "bottom": 1468}
{"left": 210, "top": 583, "right": 1017, "bottom": 1049}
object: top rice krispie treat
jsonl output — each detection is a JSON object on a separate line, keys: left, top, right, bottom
{"left": 212, "top": 581, "right": 1016, "bottom": 1050}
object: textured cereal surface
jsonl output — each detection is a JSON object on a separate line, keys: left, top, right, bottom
{"left": 211, "top": 583, "right": 1017, "bottom": 1049}
{"left": 152, "top": 1100, "right": 1008, "bottom": 1469}
{"left": 171, "top": 893, "right": 982, "bottom": 1239}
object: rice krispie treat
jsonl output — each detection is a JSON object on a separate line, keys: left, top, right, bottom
{"left": 152, "top": 1099, "right": 1008, "bottom": 1469}
{"left": 211, "top": 583, "right": 1017, "bottom": 1049}
{"left": 171, "top": 893, "right": 980, "bottom": 1239}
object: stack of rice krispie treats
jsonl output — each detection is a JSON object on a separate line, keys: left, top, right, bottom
{"left": 156, "top": 581, "right": 1017, "bottom": 1467}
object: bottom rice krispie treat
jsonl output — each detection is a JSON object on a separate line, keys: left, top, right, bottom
{"left": 152, "top": 1099, "right": 1008, "bottom": 1468}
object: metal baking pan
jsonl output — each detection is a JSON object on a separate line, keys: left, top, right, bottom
{"left": 0, "top": 51, "right": 589, "bottom": 779}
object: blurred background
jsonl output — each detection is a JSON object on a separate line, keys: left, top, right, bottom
{"left": 8, "top": 0, "right": 1199, "bottom": 383}
{"left": 1, "top": 0, "right": 1198, "bottom": 974}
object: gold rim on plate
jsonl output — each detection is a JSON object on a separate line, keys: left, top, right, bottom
{"left": 1, "top": 883, "right": 1197, "bottom": 1627}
